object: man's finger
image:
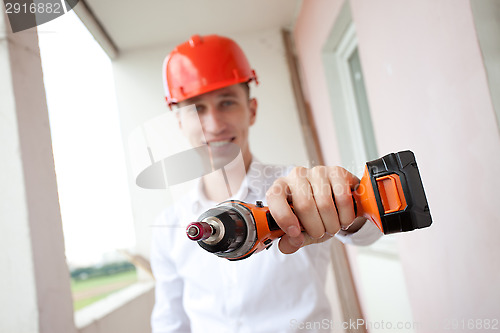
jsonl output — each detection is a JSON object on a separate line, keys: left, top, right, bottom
{"left": 328, "top": 167, "right": 360, "bottom": 229}
{"left": 308, "top": 166, "right": 340, "bottom": 235}
{"left": 286, "top": 168, "right": 325, "bottom": 239}
{"left": 278, "top": 233, "right": 305, "bottom": 254}
{"left": 266, "top": 178, "right": 301, "bottom": 237}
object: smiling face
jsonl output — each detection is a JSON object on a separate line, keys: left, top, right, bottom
{"left": 176, "top": 83, "right": 257, "bottom": 170}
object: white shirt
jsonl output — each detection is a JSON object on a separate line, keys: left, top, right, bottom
{"left": 151, "top": 160, "right": 382, "bottom": 333}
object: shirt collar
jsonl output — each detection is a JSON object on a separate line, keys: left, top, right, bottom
{"left": 189, "top": 158, "right": 265, "bottom": 214}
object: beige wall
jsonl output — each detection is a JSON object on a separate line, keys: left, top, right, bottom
{"left": 471, "top": 0, "right": 500, "bottom": 132}
{"left": 293, "top": 0, "right": 344, "bottom": 167}
{"left": 294, "top": 0, "right": 500, "bottom": 329}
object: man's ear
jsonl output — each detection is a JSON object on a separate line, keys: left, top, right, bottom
{"left": 249, "top": 98, "right": 257, "bottom": 126}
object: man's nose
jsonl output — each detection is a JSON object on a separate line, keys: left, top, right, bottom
{"left": 201, "top": 106, "right": 226, "bottom": 133}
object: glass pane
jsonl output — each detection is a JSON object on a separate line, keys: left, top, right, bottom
{"left": 348, "top": 49, "right": 378, "bottom": 160}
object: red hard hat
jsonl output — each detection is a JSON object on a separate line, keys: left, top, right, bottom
{"left": 163, "top": 34, "right": 258, "bottom": 109}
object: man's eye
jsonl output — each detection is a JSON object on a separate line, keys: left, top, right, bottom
{"left": 221, "top": 100, "right": 235, "bottom": 107}
{"left": 195, "top": 105, "right": 204, "bottom": 112}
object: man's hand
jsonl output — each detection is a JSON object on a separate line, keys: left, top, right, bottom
{"left": 266, "top": 166, "right": 365, "bottom": 254}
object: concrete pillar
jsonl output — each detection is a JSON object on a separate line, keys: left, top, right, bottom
{"left": 0, "top": 12, "right": 76, "bottom": 333}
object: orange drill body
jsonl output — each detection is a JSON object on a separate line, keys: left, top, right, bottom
{"left": 232, "top": 201, "right": 286, "bottom": 259}
{"left": 186, "top": 151, "right": 432, "bottom": 260}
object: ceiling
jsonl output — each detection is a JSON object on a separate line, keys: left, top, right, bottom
{"left": 75, "top": 0, "right": 302, "bottom": 57}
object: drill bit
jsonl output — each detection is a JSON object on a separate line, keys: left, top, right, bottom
{"left": 186, "top": 222, "right": 213, "bottom": 241}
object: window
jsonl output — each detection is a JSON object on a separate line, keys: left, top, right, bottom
{"left": 324, "top": 21, "right": 377, "bottom": 173}
{"left": 38, "top": 10, "right": 137, "bottom": 311}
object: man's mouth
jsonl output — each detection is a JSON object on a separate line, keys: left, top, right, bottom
{"left": 205, "top": 138, "right": 235, "bottom": 147}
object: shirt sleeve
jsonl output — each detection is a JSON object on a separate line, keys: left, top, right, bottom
{"left": 335, "top": 219, "right": 383, "bottom": 246}
{"left": 150, "top": 211, "right": 191, "bottom": 333}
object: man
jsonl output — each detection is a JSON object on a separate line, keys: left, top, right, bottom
{"left": 151, "top": 34, "right": 381, "bottom": 333}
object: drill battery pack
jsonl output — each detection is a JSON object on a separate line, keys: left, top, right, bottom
{"left": 357, "top": 150, "right": 432, "bottom": 234}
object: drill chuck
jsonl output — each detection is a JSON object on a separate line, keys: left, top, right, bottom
{"left": 186, "top": 202, "right": 258, "bottom": 260}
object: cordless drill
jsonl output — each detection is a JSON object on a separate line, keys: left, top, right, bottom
{"left": 186, "top": 150, "right": 432, "bottom": 261}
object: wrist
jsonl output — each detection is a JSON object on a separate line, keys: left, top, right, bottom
{"left": 338, "top": 217, "right": 367, "bottom": 235}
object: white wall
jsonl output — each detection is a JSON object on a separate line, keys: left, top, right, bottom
{"left": 112, "top": 28, "right": 309, "bottom": 261}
